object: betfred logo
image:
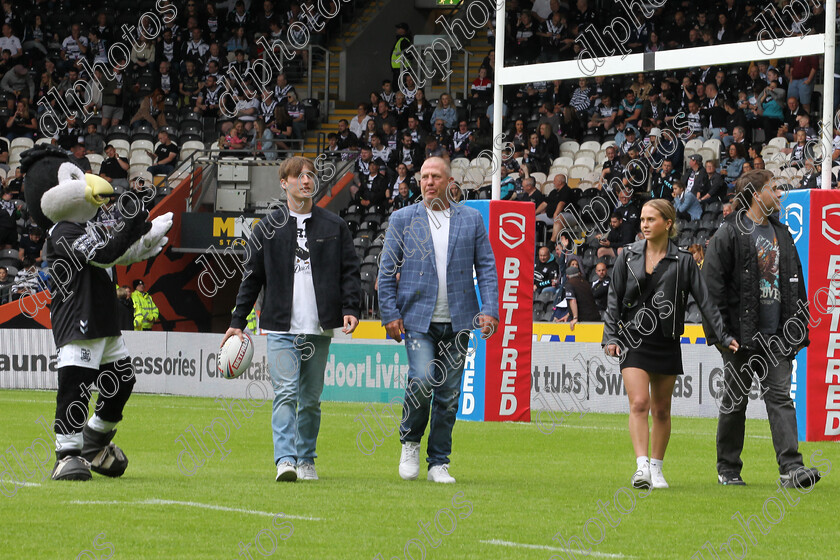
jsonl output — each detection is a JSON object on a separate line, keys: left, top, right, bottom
{"left": 821, "top": 204, "right": 840, "bottom": 245}
{"left": 498, "top": 212, "right": 526, "bottom": 249}
{"left": 785, "top": 203, "right": 804, "bottom": 243}
{"left": 485, "top": 202, "right": 533, "bottom": 423}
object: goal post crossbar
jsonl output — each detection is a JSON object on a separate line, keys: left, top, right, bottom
{"left": 491, "top": 5, "right": 836, "bottom": 198}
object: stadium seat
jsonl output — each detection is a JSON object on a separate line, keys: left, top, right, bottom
{"left": 131, "top": 139, "right": 155, "bottom": 153}
{"left": 569, "top": 165, "right": 589, "bottom": 180}
{"left": 600, "top": 140, "right": 616, "bottom": 150}
{"left": 530, "top": 172, "right": 546, "bottom": 185}
{"left": 560, "top": 140, "right": 580, "bottom": 155}
{"left": 698, "top": 147, "right": 717, "bottom": 164}
{"left": 35, "top": 138, "right": 53, "bottom": 147}
{"left": 685, "top": 138, "right": 704, "bottom": 152}
{"left": 109, "top": 139, "right": 130, "bottom": 159}
{"left": 130, "top": 151, "right": 154, "bottom": 168}
{"left": 575, "top": 149, "right": 596, "bottom": 162}
{"left": 703, "top": 139, "right": 722, "bottom": 156}
{"left": 580, "top": 140, "right": 600, "bottom": 153}
{"left": 9, "top": 137, "right": 33, "bottom": 152}
{"left": 768, "top": 137, "right": 788, "bottom": 150}
{"left": 128, "top": 169, "right": 154, "bottom": 185}
{"left": 553, "top": 156, "right": 574, "bottom": 169}
{"left": 574, "top": 157, "right": 595, "bottom": 171}
{"left": 87, "top": 154, "right": 104, "bottom": 175}
{"left": 451, "top": 158, "right": 469, "bottom": 172}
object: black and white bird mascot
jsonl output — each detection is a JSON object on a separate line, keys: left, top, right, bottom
{"left": 22, "top": 145, "right": 173, "bottom": 481}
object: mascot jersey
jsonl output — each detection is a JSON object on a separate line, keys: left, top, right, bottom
{"left": 47, "top": 221, "right": 137, "bottom": 347}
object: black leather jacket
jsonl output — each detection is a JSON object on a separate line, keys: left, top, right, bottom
{"left": 231, "top": 204, "right": 361, "bottom": 332}
{"left": 702, "top": 211, "right": 809, "bottom": 354}
{"left": 602, "top": 239, "right": 734, "bottom": 348}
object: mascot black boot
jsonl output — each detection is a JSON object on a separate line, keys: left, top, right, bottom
{"left": 21, "top": 145, "right": 173, "bottom": 481}
{"left": 81, "top": 427, "right": 129, "bottom": 477}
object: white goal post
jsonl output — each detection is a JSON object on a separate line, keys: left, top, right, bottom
{"left": 490, "top": 2, "right": 837, "bottom": 198}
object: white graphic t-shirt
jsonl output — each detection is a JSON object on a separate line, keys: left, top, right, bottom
{"left": 263, "top": 211, "right": 326, "bottom": 335}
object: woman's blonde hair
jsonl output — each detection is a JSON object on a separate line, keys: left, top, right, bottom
{"left": 642, "top": 198, "right": 679, "bottom": 239}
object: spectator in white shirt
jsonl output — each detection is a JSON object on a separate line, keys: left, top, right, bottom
{"left": 0, "top": 23, "right": 20, "bottom": 59}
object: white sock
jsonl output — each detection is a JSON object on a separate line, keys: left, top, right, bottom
{"left": 87, "top": 415, "right": 117, "bottom": 433}
{"left": 636, "top": 456, "right": 649, "bottom": 469}
{"left": 56, "top": 432, "right": 83, "bottom": 452}
{"left": 650, "top": 458, "right": 663, "bottom": 470}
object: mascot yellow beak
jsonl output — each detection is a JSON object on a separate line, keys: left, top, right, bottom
{"left": 84, "top": 174, "right": 114, "bottom": 206}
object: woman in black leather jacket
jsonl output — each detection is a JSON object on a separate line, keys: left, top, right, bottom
{"left": 602, "top": 199, "right": 739, "bottom": 490}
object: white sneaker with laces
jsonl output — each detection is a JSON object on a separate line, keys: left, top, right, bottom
{"left": 297, "top": 462, "right": 318, "bottom": 480}
{"left": 275, "top": 461, "right": 297, "bottom": 482}
{"left": 632, "top": 462, "right": 652, "bottom": 489}
{"left": 650, "top": 465, "right": 669, "bottom": 489}
{"left": 399, "top": 442, "right": 421, "bottom": 480}
{"left": 427, "top": 464, "right": 456, "bottom": 483}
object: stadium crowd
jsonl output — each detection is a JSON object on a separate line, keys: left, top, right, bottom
{"left": 0, "top": 0, "right": 838, "bottom": 320}
{"left": 338, "top": 0, "right": 838, "bottom": 321}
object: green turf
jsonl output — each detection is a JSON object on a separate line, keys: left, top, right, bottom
{"left": 1, "top": 390, "right": 837, "bottom": 559}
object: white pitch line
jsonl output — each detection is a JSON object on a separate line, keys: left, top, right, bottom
{"left": 480, "top": 539, "right": 633, "bottom": 558}
{"left": 11, "top": 481, "right": 42, "bottom": 487}
{"left": 70, "top": 499, "right": 323, "bottom": 521}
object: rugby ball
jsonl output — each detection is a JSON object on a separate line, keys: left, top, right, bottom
{"left": 218, "top": 333, "right": 254, "bottom": 379}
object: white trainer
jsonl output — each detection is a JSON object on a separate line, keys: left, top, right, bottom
{"left": 275, "top": 461, "right": 297, "bottom": 482}
{"left": 650, "top": 465, "right": 669, "bottom": 489}
{"left": 399, "top": 442, "right": 421, "bottom": 480}
{"left": 632, "top": 462, "right": 652, "bottom": 489}
{"left": 427, "top": 464, "right": 456, "bottom": 483}
{"left": 297, "top": 462, "right": 318, "bottom": 481}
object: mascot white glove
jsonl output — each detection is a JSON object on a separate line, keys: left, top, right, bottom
{"left": 114, "top": 212, "right": 174, "bottom": 266}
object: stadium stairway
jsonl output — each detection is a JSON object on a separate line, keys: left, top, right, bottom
{"left": 307, "top": 0, "right": 390, "bottom": 110}
{"left": 446, "top": 29, "right": 491, "bottom": 101}
{"left": 301, "top": 107, "right": 358, "bottom": 158}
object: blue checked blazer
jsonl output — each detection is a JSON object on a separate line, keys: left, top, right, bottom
{"left": 378, "top": 201, "right": 499, "bottom": 333}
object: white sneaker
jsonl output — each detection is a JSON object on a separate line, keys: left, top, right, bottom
{"left": 650, "top": 465, "right": 669, "bottom": 489}
{"left": 399, "top": 442, "right": 421, "bottom": 480}
{"left": 296, "top": 462, "right": 318, "bottom": 481}
{"left": 427, "top": 464, "right": 456, "bottom": 483}
{"left": 275, "top": 461, "right": 297, "bottom": 482}
{"left": 632, "top": 462, "right": 651, "bottom": 489}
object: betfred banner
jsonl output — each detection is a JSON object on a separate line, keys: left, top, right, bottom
{"left": 780, "top": 189, "right": 810, "bottom": 441}
{"left": 803, "top": 189, "right": 840, "bottom": 440}
{"left": 485, "top": 201, "right": 534, "bottom": 422}
{"left": 457, "top": 201, "right": 490, "bottom": 422}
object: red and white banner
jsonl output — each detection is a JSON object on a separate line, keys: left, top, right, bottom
{"left": 806, "top": 190, "right": 840, "bottom": 440}
{"left": 484, "top": 201, "right": 534, "bottom": 422}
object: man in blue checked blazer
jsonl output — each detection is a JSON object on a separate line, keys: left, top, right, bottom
{"left": 378, "top": 156, "right": 499, "bottom": 484}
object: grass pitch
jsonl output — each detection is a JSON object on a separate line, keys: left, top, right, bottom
{"left": 1, "top": 390, "right": 837, "bottom": 559}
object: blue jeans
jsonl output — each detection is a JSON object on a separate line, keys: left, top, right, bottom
{"left": 266, "top": 333, "right": 331, "bottom": 466}
{"left": 401, "top": 322, "right": 470, "bottom": 467}
{"left": 788, "top": 78, "right": 813, "bottom": 105}
{"left": 147, "top": 164, "right": 175, "bottom": 176}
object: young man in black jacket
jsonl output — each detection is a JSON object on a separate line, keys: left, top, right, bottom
{"left": 224, "top": 156, "right": 361, "bottom": 482}
{"left": 703, "top": 169, "right": 821, "bottom": 489}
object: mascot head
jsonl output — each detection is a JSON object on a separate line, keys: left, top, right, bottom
{"left": 21, "top": 145, "right": 114, "bottom": 231}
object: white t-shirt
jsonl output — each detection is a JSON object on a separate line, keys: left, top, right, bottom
{"left": 236, "top": 98, "right": 259, "bottom": 121}
{"left": 428, "top": 208, "right": 451, "bottom": 322}
{"left": 0, "top": 35, "right": 20, "bottom": 54}
{"left": 262, "top": 211, "right": 326, "bottom": 336}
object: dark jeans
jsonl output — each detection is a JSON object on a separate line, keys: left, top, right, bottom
{"left": 401, "top": 322, "right": 470, "bottom": 467}
{"left": 716, "top": 348, "right": 803, "bottom": 476}
{"left": 148, "top": 164, "right": 175, "bottom": 176}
